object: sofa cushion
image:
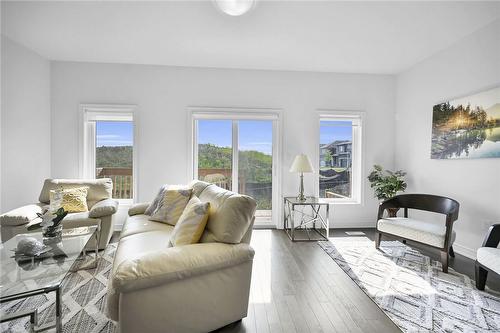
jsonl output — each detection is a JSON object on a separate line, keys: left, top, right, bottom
{"left": 190, "top": 180, "right": 213, "bottom": 197}
{"left": 39, "top": 178, "right": 112, "bottom": 205}
{"left": 378, "top": 217, "right": 456, "bottom": 248}
{"left": 120, "top": 214, "right": 174, "bottom": 239}
{"left": 113, "top": 230, "right": 174, "bottom": 275}
{"left": 169, "top": 197, "right": 210, "bottom": 247}
{"left": 477, "top": 247, "right": 500, "bottom": 275}
{"left": 196, "top": 182, "right": 256, "bottom": 244}
{"left": 0, "top": 204, "right": 44, "bottom": 226}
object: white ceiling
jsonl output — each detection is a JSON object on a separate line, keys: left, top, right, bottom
{"left": 2, "top": 1, "right": 499, "bottom": 74}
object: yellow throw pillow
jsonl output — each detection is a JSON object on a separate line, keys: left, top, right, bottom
{"left": 169, "top": 196, "right": 210, "bottom": 247}
{"left": 50, "top": 187, "right": 89, "bottom": 213}
{"left": 149, "top": 185, "right": 192, "bottom": 225}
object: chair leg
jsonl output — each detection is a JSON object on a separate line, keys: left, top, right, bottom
{"left": 440, "top": 250, "right": 449, "bottom": 273}
{"left": 449, "top": 245, "right": 455, "bottom": 258}
{"left": 375, "top": 232, "right": 382, "bottom": 249}
{"left": 475, "top": 261, "right": 488, "bottom": 290}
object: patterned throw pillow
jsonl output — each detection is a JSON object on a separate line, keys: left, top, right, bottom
{"left": 168, "top": 196, "right": 210, "bottom": 247}
{"left": 144, "top": 184, "right": 168, "bottom": 216}
{"left": 50, "top": 187, "right": 89, "bottom": 213}
{"left": 149, "top": 186, "right": 192, "bottom": 225}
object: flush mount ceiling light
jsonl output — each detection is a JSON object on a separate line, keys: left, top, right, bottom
{"left": 213, "top": 0, "right": 256, "bottom": 16}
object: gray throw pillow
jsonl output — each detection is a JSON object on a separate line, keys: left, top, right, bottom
{"left": 144, "top": 184, "right": 168, "bottom": 216}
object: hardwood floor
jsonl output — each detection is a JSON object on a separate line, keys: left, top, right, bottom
{"left": 216, "top": 229, "right": 401, "bottom": 333}
{"left": 111, "top": 228, "right": 500, "bottom": 332}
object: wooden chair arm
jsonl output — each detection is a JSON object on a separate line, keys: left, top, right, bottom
{"left": 377, "top": 198, "right": 399, "bottom": 220}
{"left": 482, "top": 224, "right": 500, "bottom": 248}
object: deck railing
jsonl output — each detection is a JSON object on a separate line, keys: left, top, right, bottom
{"left": 96, "top": 167, "right": 133, "bottom": 199}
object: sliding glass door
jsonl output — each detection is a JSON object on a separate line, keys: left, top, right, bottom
{"left": 194, "top": 114, "right": 279, "bottom": 226}
{"left": 238, "top": 120, "right": 273, "bottom": 223}
{"left": 197, "top": 120, "right": 233, "bottom": 190}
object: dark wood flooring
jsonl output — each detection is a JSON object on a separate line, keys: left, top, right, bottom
{"left": 112, "top": 228, "right": 500, "bottom": 333}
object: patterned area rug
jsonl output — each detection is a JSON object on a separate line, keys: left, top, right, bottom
{"left": 1, "top": 244, "right": 117, "bottom": 333}
{"left": 319, "top": 237, "right": 500, "bottom": 333}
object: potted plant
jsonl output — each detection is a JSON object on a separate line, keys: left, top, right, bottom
{"left": 367, "top": 165, "right": 407, "bottom": 217}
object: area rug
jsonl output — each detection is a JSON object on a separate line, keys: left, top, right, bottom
{"left": 1, "top": 244, "right": 117, "bottom": 333}
{"left": 319, "top": 237, "right": 500, "bottom": 333}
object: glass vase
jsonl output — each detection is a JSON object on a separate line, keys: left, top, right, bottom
{"left": 42, "top": 224, "right": 63, "bottom": 244}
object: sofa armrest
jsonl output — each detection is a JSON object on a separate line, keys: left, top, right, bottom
{"left": 128, "top": 202, "right": 150, "bottom": 216}
{"left": 113, "top": 243, "right": 255, "bottom": 293}
{"left": 0, "top": 204, "right": 43, "bottom": 226}
{"left": 89, "top": 199, "right": 118, "bottom": 218}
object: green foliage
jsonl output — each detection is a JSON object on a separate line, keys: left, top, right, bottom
{"left": 238, "top": 149, "right": 272, "bottom": 183}
{"left": 96, "top": 146, "right": 133, "bottom": 168}
{"left": 198, "top": 144, "right": 232, "bottom": 169}
{"left": 324, "top": 150, "right": 332, "bottom": 165}
{"left": 198, "top": 144, "right": 272, "bottom": 183}
{"left": 367, "top": 164, "right": 407, "bottom": 201}
{"left": 433, "top": 102, "right": 496, "bottom": 130}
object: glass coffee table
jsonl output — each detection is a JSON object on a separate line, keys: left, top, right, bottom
{"left": 0, "top": 225, "right": 100, "bottom": 332}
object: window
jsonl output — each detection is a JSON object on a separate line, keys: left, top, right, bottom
{"left": 191, "top": 110, "right": 280, "bottom": 226}
{"left": 318, "top": 113, "right": 362, "bottom": 203}
{"left": 81, "top": 105, "right": 136, "bottom": 202}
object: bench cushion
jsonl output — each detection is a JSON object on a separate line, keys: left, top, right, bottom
{"left": 378, "top": 217, "right": 455, "bottom": 248}
{"left": 477, "top": 247, "right": 500, "bottom": 275}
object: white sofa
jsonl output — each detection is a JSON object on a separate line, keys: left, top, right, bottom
{"left": 0, "top": 178, "right": 118, "bottom": 249}
{"left": 107, "top": 180, "right": 257, "bottom": 333}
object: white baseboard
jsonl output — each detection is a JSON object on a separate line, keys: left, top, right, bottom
{"left": 452, "top": 242, "right": 476, "bottom": 260}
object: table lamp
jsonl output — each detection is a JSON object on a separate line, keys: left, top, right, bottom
{"left": 290, "top": 154, "right": 314, "bottom": 201}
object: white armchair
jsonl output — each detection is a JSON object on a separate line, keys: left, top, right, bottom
{"left": 475, "top": 224, "right": 500, "bottom": 290}
{"left": 0, "top": 178, "right": 118, "bottom": 249}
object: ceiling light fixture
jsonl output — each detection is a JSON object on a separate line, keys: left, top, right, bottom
{"left": 213, "top": 0, "right": 256, "bottom": 16}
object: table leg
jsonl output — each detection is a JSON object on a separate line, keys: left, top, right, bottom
{"left": 291, "top": 204, "right": 295, "bottom": 241}
{"left": 55, "top": 287, "right": 62, "bottom": 332}
{"left": 326, "top": 204, "right": 330, "bottom": 238}
{"left": 312, "top": 204, "right": 318, "bottom": 231}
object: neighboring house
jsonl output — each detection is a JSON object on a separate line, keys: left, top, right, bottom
{"left": 320, "top": 141, "right": 352, "bottom": 168}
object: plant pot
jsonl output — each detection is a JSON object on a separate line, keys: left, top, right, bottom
{"left": 387, "top": 208, "right": 399, "bottom": 218}
{"left": 42, "top": 224, "right": 63, "bottom": 245}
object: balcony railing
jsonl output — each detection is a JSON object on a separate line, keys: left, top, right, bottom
{"left": 96, "top": 167, "right": 133, "bottom": 199}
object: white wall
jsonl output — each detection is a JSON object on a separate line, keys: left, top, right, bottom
{"left": 51, "top": 62, "right": 396, "bottom": 227}
{"left": 395, "top": 19, "right": 500, "bottom": 258}
{"left": 1, "top": 36, "right": 51, "bottom": 212}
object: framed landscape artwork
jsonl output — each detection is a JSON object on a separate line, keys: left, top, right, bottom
{"left": 431, "top": 86, "right": 500, "bottom": 159}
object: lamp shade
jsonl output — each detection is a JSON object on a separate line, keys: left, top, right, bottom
{"left": 290, "top": 154, "right": 314, "bottom": 173}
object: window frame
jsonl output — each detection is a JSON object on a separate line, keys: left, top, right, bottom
{"left": 79, "top": 104, "right": 138, "bottom": 204}
{"left": 316, "top": 110, "right": 364, "bottom": 205}
{"left": 187, "top": 106, "right": 283, "bottom": 227}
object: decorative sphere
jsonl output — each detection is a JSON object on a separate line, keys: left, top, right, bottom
{"left": 17, "top": 237, "right": 45, "bottom": 256}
